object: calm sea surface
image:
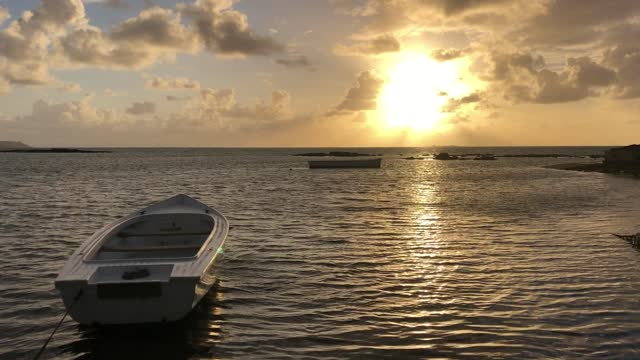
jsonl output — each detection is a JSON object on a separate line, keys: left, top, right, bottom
{"left": 2, "top": 147, "right": 640, "bottom": 359}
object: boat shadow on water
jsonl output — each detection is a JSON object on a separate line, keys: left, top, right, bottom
{"left": 58, "top": 280, "right": 225, "bottom": 360}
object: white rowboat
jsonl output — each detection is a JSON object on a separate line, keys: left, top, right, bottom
{"left": 55, "top": 194, "right": 229, "bottom": 325}
{"left": 308, "top": 158, "right": 382, "bottom": 169}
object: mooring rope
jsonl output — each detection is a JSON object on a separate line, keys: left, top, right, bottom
{"left": 33, "top": 289, "right": 83, "bottom": 360}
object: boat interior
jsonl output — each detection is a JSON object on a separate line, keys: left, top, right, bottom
{"left": 91, "top": 213, "right": 215, "bottom": 260}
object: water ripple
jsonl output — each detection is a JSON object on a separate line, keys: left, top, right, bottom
{"left": 1, "top": 147, "right": 640, "bottom": 359}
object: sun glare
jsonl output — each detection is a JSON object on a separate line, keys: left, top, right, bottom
{"left": 378, "top": 52, "right": 472, "bottom": 132}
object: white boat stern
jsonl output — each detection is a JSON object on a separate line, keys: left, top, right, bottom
{"left": 55, "top": 264, "right": 199, "bottom": 325}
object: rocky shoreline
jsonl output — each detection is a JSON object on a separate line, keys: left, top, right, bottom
{"left": 545, "top": 162, "right": 640, "bottom": 177}
{"left": 544, "top": 145, "right": 640, "bottom": 177}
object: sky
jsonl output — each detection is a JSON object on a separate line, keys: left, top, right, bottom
{"left": 0, "top": 0, "right": 638, "bottom": 147}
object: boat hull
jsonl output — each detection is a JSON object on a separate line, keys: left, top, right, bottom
{"left": 55, "top": 194, "right": 228, "bottom": 325}
{"left": 56, "top": 254, "right": 224, "bottom": 325}
{"left": 57, "top": 276, "right": 199, "bottom": 325}
{"left": 308, "top": 158, "right": 382, "bottom": 169}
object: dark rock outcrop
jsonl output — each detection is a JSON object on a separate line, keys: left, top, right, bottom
{"left": 434, "top": 152, "right": 458, "bottom": 160}
{"left": 1, "top": 148, "right": 110, "bottom": 153}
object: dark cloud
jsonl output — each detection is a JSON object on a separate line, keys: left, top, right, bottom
{"left": 335, "top": 34, "right": 401, "bottom": 55}
{"left": 333, "top": 71, "right": 384, "bottom": 112}
{"left": 508, "top": 0, "right": 638, "bottom": 47}
{"left": 58, "top": 27, "right": 157, "bottom": 68}
{"left": 111, "top": 7, "right": 195, "bottom": 49}
{"left": 55, "top": 6, "right": 196, "bottom": 69}
{"left": 126, "top": 101, "right": 156, "bottom": 115}
{"left": 102, "top": 0, "right": 130, "bottom": 9}
{"left": 533, "top": 69, "right": 588, "bottom": 104}
{"left": 146, "top": 76, "right": 200, "bottom": 90}
{"left": 443, "top": 92, "right": 481, "bottom": 112}
{"left": 166, "top": 95, "right": 191, "bottom": 101}
{"left": 275, "top": 55, "right": 311, "bottom": 68}
{"left": 431, "top": 48, "right": 467, "bottom": 61}
{"left": 434, "top": 0, "right": 510, "bottom": 16}
{"left": 367, "top": 34, "right": 401, "bottom": 53}
{"left": 566, "top": 57, "right": 616, "bottom": 88}
{"left": 179, "top": 0, "right": 283, "bottom": 56}
{"left": 482, "top": 50, "right": 620, "bottom": 104}
{"left": 603, "top": 46, "right": 640, "bottom": 99}
{"left": 0, "top": 32, "right": 37, "bottom": 61}
{"left": 26, "top": 0, "right": 86, "bottom": 32}
{"left": 333, "top": 0, "right": 526, "bottom": 34}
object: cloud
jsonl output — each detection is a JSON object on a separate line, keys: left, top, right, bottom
{"left": 508, "top": 0, "right": 638, "bottom": 48}
{"left": 55, "top": 27, "right": 164, "bottom": 69}
{"left": 480, "top": 50, "right": 620, "bottom": 104}
{"left": 179, "top": 0, "right": 284, "bottom": 56}
{"left": 126, "top": 101, "right": 156, "bottom": 115}
{"left": 0, "top": 0, "right": 86, "bottom": 88}
{"left": 443, "top": 92, "right": 481, "bottom": 112}
{"left": 0, "top": 87, "right": 303, "bottom": 146}
{"left": 54, "top": 5, "right": 199, "bottom": 70}
{"left": 166, "top": 95, "right": 191, "bottom": 101}
{"left": 0, "top": 0, "right": 281, "bottom": 93}
{"left": 332, "top": 70, "right": 384, "bottom": 113}
{"left": 60, "top": 82, "right": 82, "bottom": 92}
{"left": 275, "top": 55, "right": 311, "bottom": 68}
{"left": 603, "top": 46, "right": 640, "bottom": 99}
{"left": 224, "top": 89, "right": 292, "bottom": 122}
{"left": 434, "top": 0, "right": 510, "bottom": 16}
{"left": 332, "top": 0, "right": 640, "bottom": 106}
{"left": 103, "top": 88, "right": 128, "bottom": 97}
{"left": 24, "top": 0, "right": 87, "bottom": 31}
{"left": 334, "top": 34, "right": 400, "bottom": 55}
{"left": 175, "top": 88, "right": 293, "bottom": 128}
{"left": 566, "top": 57, "right": 616, "bottom": 88}
{"left": 102, "top": 0, "right": 130, "bottom": 9}
{"left": 111, "top": 7, "right": 196, "bottom": 50}
{"left": 0, "top": 60, "right": 52, "bottom": 85}
{"left": 18, "top": 96, "right": 122, "bottom": 127}
{"left": 332, "top": 0, "right": 532, "bottom": 35}
{"left": 145, "top": 75, "right": 200, "bottom": 90}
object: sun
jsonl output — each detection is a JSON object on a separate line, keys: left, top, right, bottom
{"left": 378, "top": 52, "right": 471, "bottom": 131}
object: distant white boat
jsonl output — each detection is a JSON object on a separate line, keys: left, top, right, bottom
{"left": 55, "top": 194, "right": 229, "bottom": 325}
{"left": 308, "top": 158, "right": 382, "bottom": 169}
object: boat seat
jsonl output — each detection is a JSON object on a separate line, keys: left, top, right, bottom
{"left": 118, "top": 232, "right": 211, "bottom": 238}
{"left": 101, "top": 244, "right": 204, "bottom": 252}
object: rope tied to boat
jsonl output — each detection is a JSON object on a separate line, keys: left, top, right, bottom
{"left": 33, "top": 289, "right": 83, "bottom": 360}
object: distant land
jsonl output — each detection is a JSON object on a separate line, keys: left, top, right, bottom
{"left": 0, "top": 141, "right": 31, "bottom": 149}
{"left": 0, "top": 141, "right": 109, "bottom": 153}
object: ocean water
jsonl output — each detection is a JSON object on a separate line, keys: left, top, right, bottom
{"left": 2, "top": 147, "right": 640, "bottom": 359}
